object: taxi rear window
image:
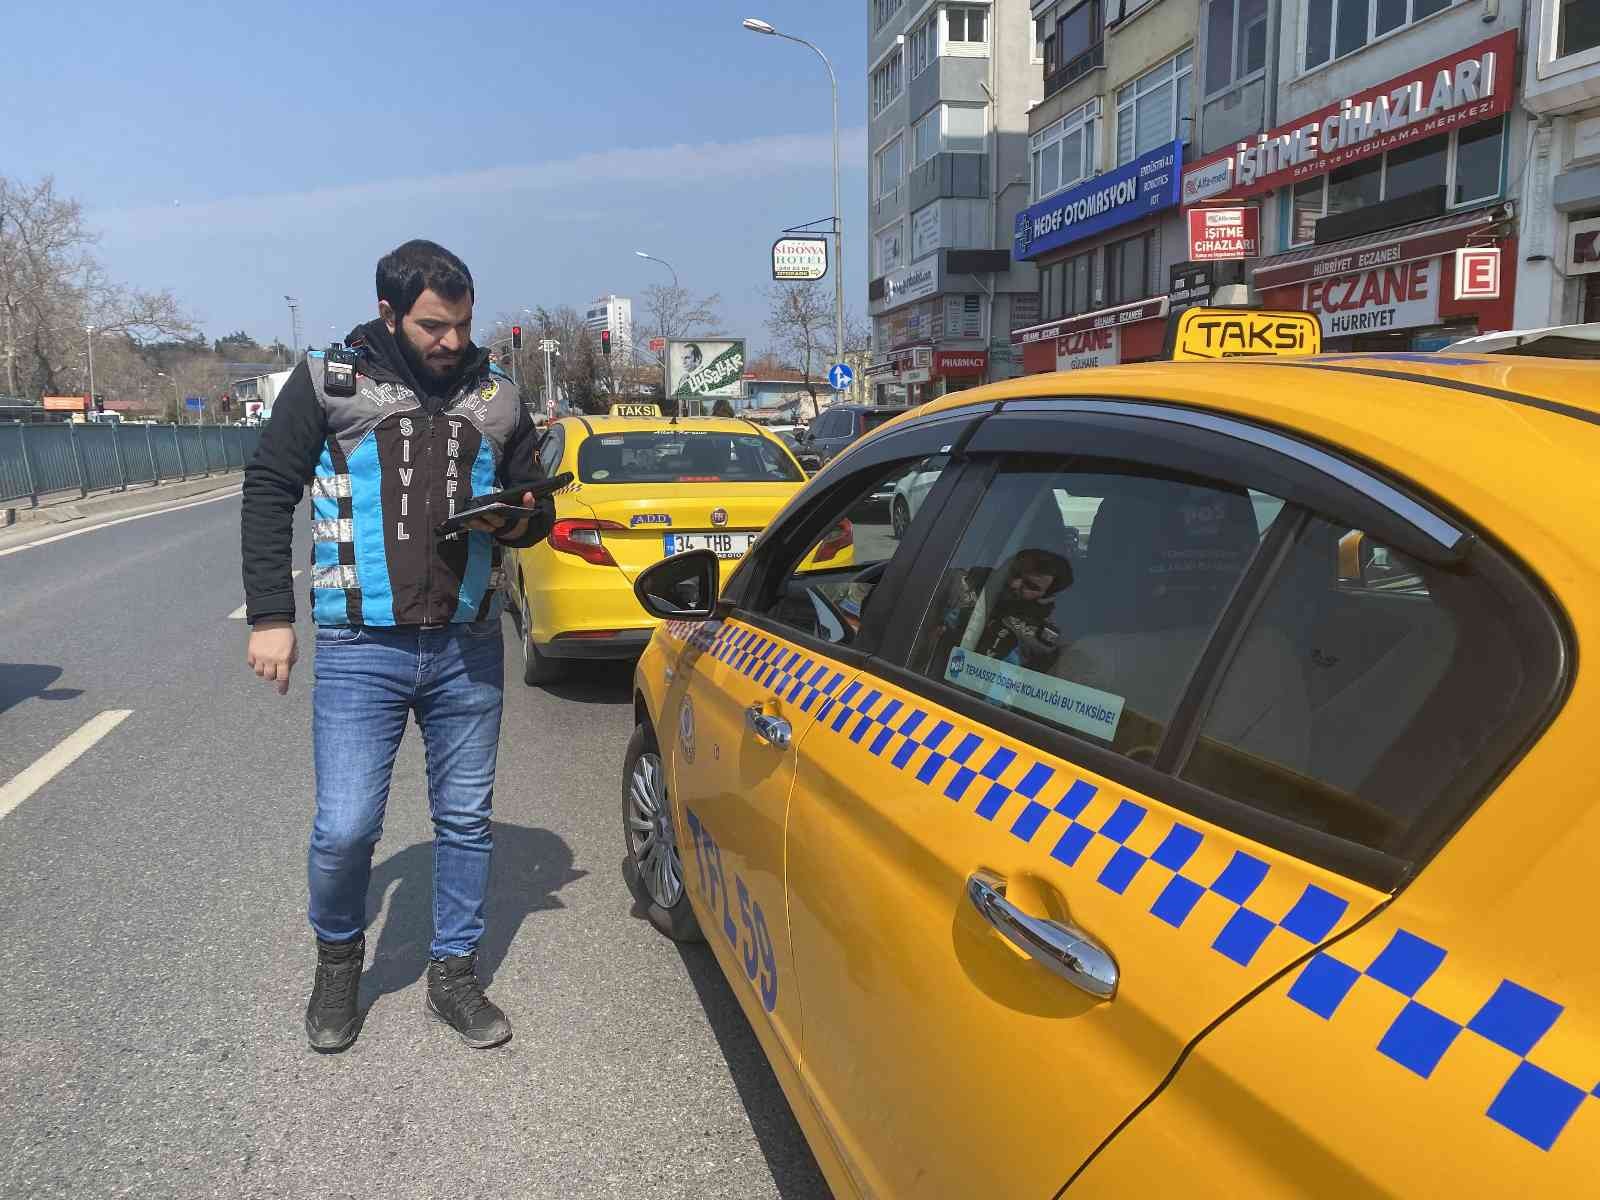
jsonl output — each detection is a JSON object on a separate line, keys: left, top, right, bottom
{"left": 576, "top": 431, "right": 803, "bottom": 484}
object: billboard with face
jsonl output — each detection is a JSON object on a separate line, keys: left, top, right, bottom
{"left": 668, "top": 340, "right": 746, "bottom": 399}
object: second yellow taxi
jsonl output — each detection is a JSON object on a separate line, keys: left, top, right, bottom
{"left": 505, "top": 405, "right": 814, "bottom": 684}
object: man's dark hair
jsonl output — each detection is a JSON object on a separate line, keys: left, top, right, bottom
{"left": 1009, "top": 546, "right": 1074, "bottom": 596}
{"left": 375, "top": 240, "right": 474, "bottom": 319}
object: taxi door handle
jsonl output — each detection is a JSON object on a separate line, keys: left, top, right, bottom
{"left": 745, "top": 704, "right": 792, "bottom": 749}
{"left": 967, "top": 870, "right": 1118, "bottom": 1001}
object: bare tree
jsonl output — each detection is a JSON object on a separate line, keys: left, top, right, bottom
{"left": 764, "top": 281, "right": 834, "bottom": 420}
{"left": 636, "top": 284, "right": 722, "bottom": 414}
{"left": 0, "top": 175, "right": 195, "bottom": 400}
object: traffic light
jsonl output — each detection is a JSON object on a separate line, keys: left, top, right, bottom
{"left": 511, "top": 325, "right": 522, "bottom": 350}
{"left": 600, "top": 329, "right": 612, "bottom": 357}
{"left": 93, "top": 393, "right": 104, "bottom": 413}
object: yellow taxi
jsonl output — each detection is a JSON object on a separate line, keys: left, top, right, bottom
{"left": 621, "top": 350, "right": 1600, "bottom": 1197}
{"left": 505, "top": 405, "right": 818, "bottom": 684}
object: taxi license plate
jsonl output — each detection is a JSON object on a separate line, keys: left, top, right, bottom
{"left": 664, "top": 533, "right": 754, "bottom": 559}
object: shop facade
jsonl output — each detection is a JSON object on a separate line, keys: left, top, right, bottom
{"left": 1010, "top": 137, "right": 1186, "bottom": 370}
{"left": 1182, "top": 23, "right": 1524, "bottom": 346}
{"left": 1517, "top": 0, "right": 1600, "bottom": 327}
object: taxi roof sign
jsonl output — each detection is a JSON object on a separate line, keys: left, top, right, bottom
{"left": 608, "top": 402, "right": 662, "bottom": 417}
{"left": 1166, "top": 307, "right": 1322, "bottom": 361}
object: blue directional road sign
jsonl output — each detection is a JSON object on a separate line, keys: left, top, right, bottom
{"left": 827, "top": 362, "right": 854, "bottom": 392}
{"left": 184, "top": 396, "right": 205, "bottom": 410}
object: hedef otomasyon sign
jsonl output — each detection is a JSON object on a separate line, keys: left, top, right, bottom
{"left": 1013, "top": 139, "right": 1184, "bottom": 262}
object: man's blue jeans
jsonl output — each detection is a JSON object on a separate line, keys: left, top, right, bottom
{"left": 309, "top": 618, "right": 504, "bottom": 959}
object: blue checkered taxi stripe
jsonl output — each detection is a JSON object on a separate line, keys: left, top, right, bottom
{"left": 656, "top": 618, "right": 1596, "bottom": 1152}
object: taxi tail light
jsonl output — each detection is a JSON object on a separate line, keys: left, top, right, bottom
{"left": 814, "top": 518, "right": 853, "bottom": 563}
{"left": 549, "top": 518, "right": 626, "bottom": 566}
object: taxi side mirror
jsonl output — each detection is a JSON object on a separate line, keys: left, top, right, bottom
{"left": 634, "top": 549, "right": 720, "bottom": 621}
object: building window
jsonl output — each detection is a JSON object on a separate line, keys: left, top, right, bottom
{"left": 1046, "top": 0, "right": 1104, "bottom": 98}
{"left": 1105, "top": 231, "right": 1153, "bottom": 303}
{"left": 874, "top": 0, "right": 905, "bottom": 32}
{"left": 875, "top": 223, "right": 905, "bottom": 275}
{"left": 944, "top": 102, "right": 987, "bottom": 153}
{"left": 909, "top": 15, "right": 935, "bottom": 77}
{"left": 1039, "top": 249, "right": 1095, "bottom": 320}
{"left": 914, "top": 103, "right": 989, "bottom": 167}
{"left": 1560, "top": 0, "right": 1600, "bottom": 57}
{"left": 946, "top": 5, "right": 989, "bottom": 47}
{"left": 913, "top": 108, "right": 940, "bottom": 166}
{"left": 1204, "top": 0, "right": 1267, "bottom": 97}
{"left": 1030, "top": 100, "right": 1101, "bottom": 202}
{"left": 872, "top": 49, "right": 903, "bottom": 116}
{"left": 1116, "top": 49, "right": 1193, "bottom": 165}
{"left": 1106, "top": 0, "right": 1155, "bottom": 22}
{"left": 1304, "top": 0, "right": 1455, "bottom": 71}
{"left": 1286, "top": 118, "right": 1505, "bottom": 245}
{"left": 876, "top": 136, "right": 904, "bottom": 201}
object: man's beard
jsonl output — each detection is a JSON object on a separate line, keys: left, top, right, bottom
{"left": 396, "top": 327, "right": 462, "bottom": 389}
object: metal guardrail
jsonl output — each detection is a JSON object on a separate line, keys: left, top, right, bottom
{"left": 0, "top": 422, "right": 263, "bottom": 507}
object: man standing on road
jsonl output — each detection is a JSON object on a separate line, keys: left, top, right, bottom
{"left": 240, "top": 240, "right": 549, "bottom": 1053}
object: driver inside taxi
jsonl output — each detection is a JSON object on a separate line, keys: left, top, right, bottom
{"left": 933, "top": 547, "right": 1073, "bottom": 672}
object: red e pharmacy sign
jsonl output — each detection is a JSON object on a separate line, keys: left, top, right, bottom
{"left": 1188, "top": 207, "right": 1260, "bottom": 261}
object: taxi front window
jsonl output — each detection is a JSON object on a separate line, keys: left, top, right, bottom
{"left": 577, "top": 431, "right": 803, "bottom": 484}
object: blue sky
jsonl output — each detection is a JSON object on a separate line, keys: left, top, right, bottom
{"left": 1, "top": 1, "right": 868, "bottom": 352}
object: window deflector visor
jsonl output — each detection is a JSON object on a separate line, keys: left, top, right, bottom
{"left": 992, "top": 399, "right": 1468, "bottom": 563}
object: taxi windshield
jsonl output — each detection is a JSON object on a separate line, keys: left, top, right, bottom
{"left": 577, "top": 431, "right": 803, "bottom": 484}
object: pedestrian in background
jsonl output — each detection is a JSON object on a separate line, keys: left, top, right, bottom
{"left": 240, "top": 240, "right": 549, "bottom": 1053}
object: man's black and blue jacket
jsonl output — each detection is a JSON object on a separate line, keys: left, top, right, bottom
{"left": 241, "top": 319, "right": 545, "bottom": 628}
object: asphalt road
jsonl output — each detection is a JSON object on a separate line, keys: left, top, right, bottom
{"left": 0, "top": 489, "right": 831, "bottom": 1199}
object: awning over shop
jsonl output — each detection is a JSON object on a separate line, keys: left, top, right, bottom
{"left": 1252, "top": 205, "right": 1512, "bottom": 292}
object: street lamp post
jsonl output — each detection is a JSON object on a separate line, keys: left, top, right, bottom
{"left": 742, "top": 17, "right": 845, "bottom": 367}
{"left": 285, "top": 295, "right": 301, "bottom": 361}
{"left": 156, "top": 371, "right": 182, "bottom": 422}
{"left": 635, "top": 250, "right": 681, "bottom": 413}
{"left": 85, "top": 325, "right": 96, "bottom": 415}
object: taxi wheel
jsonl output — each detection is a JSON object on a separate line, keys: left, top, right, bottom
{"left": 622, "top": 724, "right": 703, "bottom": 942}
{"left": 515, "top": 583, "right": 565, "bottom": 687}
{"left": 890, "top": 496, "right": 911, "bottom": 540}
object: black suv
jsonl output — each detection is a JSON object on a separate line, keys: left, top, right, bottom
{"left": 801, "top": 404, "right": 912, "bottom": 467}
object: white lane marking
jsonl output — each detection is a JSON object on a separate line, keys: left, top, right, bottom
{"left": 0, "top": 710, "right": 133, "bottom": 823}
{"left": 0, "top": 488, "right": 242, "bottom": 559}
{"left": 229, "top": 570, "right": 301, "bottom": 619}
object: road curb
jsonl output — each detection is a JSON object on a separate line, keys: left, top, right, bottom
{"left": 5, "top": 476, "right": 243, "bottom": 529}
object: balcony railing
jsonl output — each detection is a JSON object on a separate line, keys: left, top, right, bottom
{"left": 1045, "top": 44, "right": 1104, "bottom": 99}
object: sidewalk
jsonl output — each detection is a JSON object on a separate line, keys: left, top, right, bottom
{"left": 1, "top": 472, "right": 244, "bottom": 531}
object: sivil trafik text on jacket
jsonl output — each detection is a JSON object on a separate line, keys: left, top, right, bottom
{"left": 241, "top": 321, "right": 545, "bottom": 629}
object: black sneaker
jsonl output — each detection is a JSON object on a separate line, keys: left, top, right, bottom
{"left": 305, "top": 935, "right": 364, "bottom": 1053}
{"left": 426, "top": 953, "right": 512, "bottom": 1049}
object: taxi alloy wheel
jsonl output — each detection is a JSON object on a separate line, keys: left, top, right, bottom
{"left": 622, "top": 725, "right": 702, "bottom": 942}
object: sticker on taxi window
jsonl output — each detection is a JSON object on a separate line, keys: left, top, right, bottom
{"left": 1165, "top": 307, "right": 1322, "bottom": 360}
{"left": 946, "top": 647, "right": 1124, "bottom": 742}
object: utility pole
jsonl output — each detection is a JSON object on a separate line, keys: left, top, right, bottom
{"left": 285, "top": 295, "right": 302, "bottom": 361}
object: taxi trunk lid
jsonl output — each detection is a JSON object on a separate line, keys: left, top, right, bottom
{"left": 573, "top": 484, "right": 798, "bottom": 583}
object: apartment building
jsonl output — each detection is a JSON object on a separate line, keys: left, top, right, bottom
{"left": 865, "top": 0, "right": 1043, "bottom": 402}
{"left": 583, "top": 294, "right": 633, "bottom": 353}
{"left": 1010, "top": 0, "right": 1197, "bottom": 373}
{"left": 1517, "top": 0, "right": 1600, "bottom": 325}
{"left": 1181, "top": 0, "right": 1526, "bottom": 349}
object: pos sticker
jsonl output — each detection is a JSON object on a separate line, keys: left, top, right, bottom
{"left": 947, "top": 648, "right": 1125, "bottom": 742}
